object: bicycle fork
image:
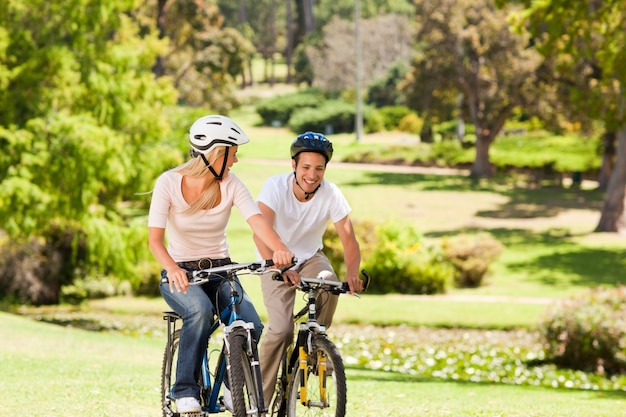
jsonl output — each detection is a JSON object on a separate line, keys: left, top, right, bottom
{"left": 296, "top": 329, "right": 329, "bottom": 408}
{"left": 224, "top": 319, "right": 267, "bottom": 413}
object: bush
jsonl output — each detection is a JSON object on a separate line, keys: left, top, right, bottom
{"left": 540, "top": 286, "right": 626, "bottom": 375}
{"left": 256, "top": 91, "right": 322, "bottom": 126}
{"left": 442, "top": 233, "right": 504, "bottom": 288}
{"left": 288, "top": 100, "right": 356, "bottom": 134}
{"left": 323, "top": 219, "right": 451, "bottom": 294}
{"left": 378, "top": 106, "right": 415, "bottom": 131}
{"left": 398, "top": 113, "right": 423, "bottom": 135}
{"left": 0, "top": 226, "right": 86, "bottom": 305}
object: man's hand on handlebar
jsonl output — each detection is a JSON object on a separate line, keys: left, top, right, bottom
{"left": 280, "top": 269, "right": 301, "bottom": 287}
{"left": 346, "top": 275, "right": 365, "bottom": 295}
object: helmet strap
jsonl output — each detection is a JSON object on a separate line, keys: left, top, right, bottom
{"left": 293, "top": 172, "right": 320, "bottom": 200}
{"left": 200, "top": 153, "right": 227, "bottom": 181}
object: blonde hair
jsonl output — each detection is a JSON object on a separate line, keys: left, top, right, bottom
{"left": 176, "top": 147, "right": 227, "bottom": 213}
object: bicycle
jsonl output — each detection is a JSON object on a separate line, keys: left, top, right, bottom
{"left": 161, "top": 260, "right": 285, "bottom": 417}
{"left": 268, "top": 269, "right": 371, "bottom": 417}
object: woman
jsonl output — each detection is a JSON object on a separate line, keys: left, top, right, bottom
{"left": 148, "top": 115, "right": 294, "bottom": 413}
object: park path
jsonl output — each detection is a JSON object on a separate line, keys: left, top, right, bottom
{"left": 247, "top": 158, "right": 470, "bottom": 176}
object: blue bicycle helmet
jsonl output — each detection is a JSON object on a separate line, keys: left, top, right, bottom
{"left": 290, "top": 132, "right": 333, "bottom": 163}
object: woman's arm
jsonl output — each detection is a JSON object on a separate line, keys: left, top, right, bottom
{"left": 148, "top": 227, "right": 190, "bottom": 294}
{"left": 248, "top": 209, "right": 294, "bottom": 267}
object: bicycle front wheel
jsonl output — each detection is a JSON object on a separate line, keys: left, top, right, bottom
{"left": 227, "top": 327, "right": 264, "bottom": 417}
{"left": 286, "top": 334, "right": 346, "bottom": 417}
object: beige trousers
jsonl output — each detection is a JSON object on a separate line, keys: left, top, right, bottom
{"left": 259, "top": 251, "right": 339, "bottom": 404}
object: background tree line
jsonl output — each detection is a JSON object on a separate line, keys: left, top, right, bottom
{"left": 0, "top": 0, "right": 625, "bottom": 304}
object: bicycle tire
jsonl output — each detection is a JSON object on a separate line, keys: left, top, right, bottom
{"left": 269, "top": 355, "right": 289, "bottom": 417}
{"left": 286, "top": 334, "right": 346, "bottom": 417}
{"left": 161, "top": 329, "right": 180, "bottom": 417}
{"left": 227, "top": 327, "right": 263, "bottom": 417}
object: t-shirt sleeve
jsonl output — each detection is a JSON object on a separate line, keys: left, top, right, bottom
{"left": 148, "top": 173, "right": 171, "bottom": 228}
{"left": 231, "top": 174, "right": 261, "bottom": 220}
{"left": 328, "top": 182, "right": 351, "bottom": 224}
{"left": 257, "top": 175, "right": 281, "bottom": 212}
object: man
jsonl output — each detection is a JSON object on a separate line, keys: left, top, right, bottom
{"left": 253, "top": 131, "right": 364, "bottom": 404}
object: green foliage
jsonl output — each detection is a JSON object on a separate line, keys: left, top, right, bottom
{"left": 256, "top": 91, "right": 322, "bottom": 126}
{"left": 288, "top": 99, "right": 356, "bottom": 134}
{"left": 323, "top": 219, "right": 451, "bottom": 294}
{"left": 540, "top": 286, "right": 626, "bottom": 375}
{"left": 378, "top": 106, "right": 415, "bottom": 131}
{"left": 442, "top": 233, "right": 504, "bottom": 288}
{"left": 366, "top": 60, "right": 409, "bottom": 107}
{"left": 430, "top": 140, "right": 472, "bottom": 166}
{"left": 363, "top": 108, "right": 385, "bottom": 133}
{"left": 0, "top": 0, "right": 183, "bottom": 304}
{"left": 491, "top": 132, "right": 601, "bottom": 172}
{"left": 397, "top": 113, "right": 423, "bottom": 134}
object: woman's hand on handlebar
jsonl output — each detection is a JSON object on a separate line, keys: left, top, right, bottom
{"left": 272, "top": 249, "right": 296, "bottom": 270}
{"left": 166, "top": 265, "right": 190, "bottom": 294}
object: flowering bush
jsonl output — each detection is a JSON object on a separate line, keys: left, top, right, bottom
{"left": 540, "top": 286, "right": 626, "bottom": 375}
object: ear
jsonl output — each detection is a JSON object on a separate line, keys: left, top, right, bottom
{"left": 291, "top": 159, "right": 297, "bottom": 171}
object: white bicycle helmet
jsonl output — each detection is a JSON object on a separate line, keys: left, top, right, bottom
{"left": 189, "top": 115, "right": 250, "bottom": 155}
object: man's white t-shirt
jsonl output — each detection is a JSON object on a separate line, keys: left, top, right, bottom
{"left": 257, "top": 172, "right": 351, "bottom": 263}
{"left": 148, "top": 170, "right": 261, "bottom": 262}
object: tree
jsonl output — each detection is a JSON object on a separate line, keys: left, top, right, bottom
{"left": 305, "top": 14, "right": 414, "bottom": 92}
{"left": 0, "top": 0, "right": 179, "bottom": 303}
{"left": 508, "top": 0, "right": 626, "bottom": 232}
{"left": 404, "top": 0, "right": 543, "bottom": 177}
{"left": 143, "top": 0, "right": 253, "bottom": 112}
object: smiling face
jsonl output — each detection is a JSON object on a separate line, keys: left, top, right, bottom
{"left": 292, "top": 151, "right": 327, "bottom": 198}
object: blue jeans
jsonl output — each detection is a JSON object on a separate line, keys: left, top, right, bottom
{"left": 160, "top": 268, "right": 263, "bottom": 400}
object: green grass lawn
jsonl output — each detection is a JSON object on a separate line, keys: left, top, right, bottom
{"left": 3, "top": 311, "right": 626, "bottom": 417}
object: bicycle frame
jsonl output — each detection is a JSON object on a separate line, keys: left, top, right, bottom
{"left": 162, "top": 260, "right": 280, "bottom": 417}
{"left": 269, "top": 270, "right": 369, "bottom": 417}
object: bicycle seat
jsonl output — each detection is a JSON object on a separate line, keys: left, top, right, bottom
{"left": 163, "top": 311, "right": 182, "bottom": 322}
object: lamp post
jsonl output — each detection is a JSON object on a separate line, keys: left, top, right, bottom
{"left": 355, "top": 0, "right": 363, "bottom": 142}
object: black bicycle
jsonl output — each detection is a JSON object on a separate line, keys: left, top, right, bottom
{"left": 161, "top": 260, "right": 283, "bottom": 417}
{"left": 268, "top": 269, "right": 370, "bottom": 417}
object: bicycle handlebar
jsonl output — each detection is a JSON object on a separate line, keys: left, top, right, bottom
{"left": 185, "top": 258, "right": 298, "bottom": 285}
{"left": 272, "top": 269, "right": 371, "bottom": 295}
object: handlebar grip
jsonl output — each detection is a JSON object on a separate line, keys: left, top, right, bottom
{"left": 361, "top": 269, "right": 371, "bottom": 292}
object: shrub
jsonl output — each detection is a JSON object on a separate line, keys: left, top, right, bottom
{"left": 540, "top": 286, "right": 626, "bottom": 375}
{"left": 0, "top": 225, "right": 86, "bottom": 305}
{"left": 256, "top": 92, "right": 322, "bottom": 126}
{"left": 442, "top": 233, "right": 504, "bottom": 288}
{"left": 288, "top": 100, "right": 355, "bottom": 134}
{"left": 323, "top": 219, "right": 451, "bottom": 294}
{"left": 378, "top": 106, "right": 415, "bottom": 131}
{"left": 398, "top": 113, "right": 423, "bottom": 135}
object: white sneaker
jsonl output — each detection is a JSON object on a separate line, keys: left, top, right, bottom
{"left": 176, "top": 397, "right": 201, "bottom": 413}
{"left": 222, "top": 387, "right": 233, "bottom": 412}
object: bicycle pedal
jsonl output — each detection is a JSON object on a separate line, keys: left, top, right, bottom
{"left": 179, "top": 412, "right": 204, "bottom": 417}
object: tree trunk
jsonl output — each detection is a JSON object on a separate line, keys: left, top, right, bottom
{"left": 597, "top": 130, "right": 616, "bottom": 191}
{"left": 471, "top": 133, "right": 495, "bottom": 178}
{"left": 152, "top": 0, "right": 168, "bottom": 78}
{"left": 595, "top": 126, "right": 626, "bottom": 232}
